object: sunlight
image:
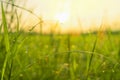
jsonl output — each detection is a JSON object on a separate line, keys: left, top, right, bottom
{"left": 26, "top": 0, "right": 120, "bottom": 32}
{"left": 54, "top": 12, "right": 70, "bottom": 23}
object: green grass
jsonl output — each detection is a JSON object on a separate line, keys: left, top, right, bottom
{"left": 1, "top": 2, "right": 11, "bottom": 80}
{"left": 0, "top": 0, "right": 120, "bottom": 80}
{"left": 0, "top": 32, "right": 119, "bottom": 80}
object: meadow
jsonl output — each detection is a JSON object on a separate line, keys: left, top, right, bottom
{"left": 0, "top": 31, "right": 120, "bottom": 80}
{"left": 0, "top": 0, "right": 120, "bottom": 80}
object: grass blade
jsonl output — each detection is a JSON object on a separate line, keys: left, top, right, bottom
{"left": 87, "top": 36, "right": 98, "bottom": 72}
{"left": 15, "top": 9, "right": 19, "bottom": 32}
{"left": 86, "top": 31, "right": 100, "bottom": 79}
{"left": 1, "top": 2, "right": 11, "bottom": 80}
{"left": 0, "top": 24, "right": 2, "bottom": 33}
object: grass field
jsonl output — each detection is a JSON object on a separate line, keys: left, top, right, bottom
{"left": 0, "top": 0, "right": 120, "bottom": 80}
{"left": 0, "top": 31, "right": 120, "bottom": 80}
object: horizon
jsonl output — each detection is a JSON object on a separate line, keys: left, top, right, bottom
{"left": 24, "top": 0, "right": 120, "bottom": 32}
{"left": 1, "top": 0, "right": 120, "bottom": 33}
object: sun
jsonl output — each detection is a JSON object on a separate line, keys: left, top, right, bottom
{"left": 54, "top": 12, "right": 70, "bottom": 23}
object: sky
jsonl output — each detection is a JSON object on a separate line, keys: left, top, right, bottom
{"left": 23, "top": 0, "right": 120, "bottom": 32}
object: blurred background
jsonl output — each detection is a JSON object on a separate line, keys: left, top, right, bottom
{"left": 1, "top": 0, "right": 120, "bottom": 34}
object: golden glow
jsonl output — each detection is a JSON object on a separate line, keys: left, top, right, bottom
{"left": 25, "top": 0, "right": 120, "bottom": 32}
